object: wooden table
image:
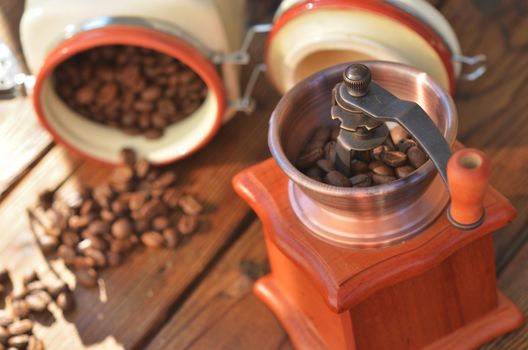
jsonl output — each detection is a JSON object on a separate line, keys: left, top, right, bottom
{"left": 0, "top": 0, "right": 526, "bottom": 349}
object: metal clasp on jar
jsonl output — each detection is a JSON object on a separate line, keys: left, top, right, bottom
{"left": 211, "top": 23, "right": 272, "bottom": 114}
{"left": 0, "top": 41, "right": 34, "bottom": 99}
{"left": 453, "top": 53, "right": 487, "bottom": 81}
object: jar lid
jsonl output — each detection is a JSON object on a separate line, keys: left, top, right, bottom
{"left": 268, "top": 0, "right": 460, "bottom": 94}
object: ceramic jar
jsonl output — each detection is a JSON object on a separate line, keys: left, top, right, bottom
{"left": 20, "top": 0, "right": 247, "bottom": 164}
{"left": 266, "top": 0, "right": 483, "bottom": 95}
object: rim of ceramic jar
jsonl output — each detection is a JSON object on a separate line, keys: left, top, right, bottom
{"left": 266, "top": 0, "right": 456, "bottom": 94}
{"left": 268, "top": 61, "right": 458, "bottom": 199}
{"left": 33, "top": 25, "right": 225, "bottom": 165}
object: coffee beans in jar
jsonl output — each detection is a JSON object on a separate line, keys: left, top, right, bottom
{"left": 296, "top": 125, "right": 430, "bottom": 187}
{"left": 53, "top": 45, "right": 208, "bottom": 139}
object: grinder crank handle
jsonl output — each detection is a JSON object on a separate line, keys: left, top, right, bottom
{"left": 338, "top": 81, "right": 451, "bottom": 186}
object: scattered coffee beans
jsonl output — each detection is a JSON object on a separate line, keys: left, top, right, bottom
{"left": 297, "top": 125, "right": 429, "bottom": 187}
{"left": 53, "top": 45, "right": 208, "bottom": 139}
{"left": 34, "top": 150, "right": 207, "bottom": 288}
{"left": 0, "top": 267, "right": 71, "bottom": 349}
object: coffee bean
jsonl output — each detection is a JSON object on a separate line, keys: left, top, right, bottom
{"left": 100, "top": 210, "right": 115, "bottom": 222}
{"left": 111, "top": 218, "right": 133, "bottom": 239}
{"left": 141, "top": 86, "right": 162, "bottom": 101}
{"left": 162, "top": 188, "right": 182, "bottom": 208}
{"left": 325, "top": 171, "right": 350, "bottom": 187}
{"left": 178, "top": 215, "right": 198, "bottom": 236}
{"left": 83, "top": 248, "right": 107, "bottom": 268}
{"left": 56, "top": 290, "right": 75, "bottom": 313}
{"left": 8, "top": 334, "right": 30, "bottom": 349}
{"left": 395, "top": 165, "right": 415, "bottom": 179}
{"left": 296, "top": 147, "right": 324, "bottom": 170}
{"left": 87, "top": 220, "right": 110, "bottom": 236}
{"left": 69, "top": 256, "right": 96, "bottom": 269}
{"left": 0, "top": 310, "right": 13, "bottom": 327}
{"left": 12, "top": 286, "right": 27, "bottom": 300}
{"left": 350, "top": 173, "right": 372, "bottom": 187}
{"left": 152, "top": 217, "right": 170, "bottom": 231}
{"left": 153, "top": 172, "right": 177, "bottom": 189}
{"left": 11, "top": 300, "right": 30, "bottom": 318}
{"left": 350, "top": 159, "right": 368, "bottom": 175}
{"left": 324, "top": 141, "right": 337, "bottom": 163}
{"left": 371, "top": 145, "right": 389, "bottom": 161}
{"left": 25, "top": 291, "right": 51, "bottom": 313}
{"left": 372, "top": 174, "right": 397, "bottom": 185}
{"left": 163, "top": 228, "right": 179, "bottom": 248}
{"left": 120, "top": 148, "right": 137, "bottom": 165}
{"left": 68, "top": 215, "right": 90, "bottom": 230}
{"left": 134, "top": 159, "right": 150, "bottom": 178}
{"left": 380, "top": 151, "right": 407, "bottom": 167}
{"left": 389, "top": 125, "right": 409, "bottom": 145}
{"left": 178, "top": 194, "right": 202, "bottom": 216}
{"left": 26, "top": 281, "right": 45, "bottom": 293}
{"left": 57, "top": 245, "right": 76, "bottom": 261}
{"left": 140, "top": 231, "right": 165, "bottom": 248}
{"left": 62, "top": 231, "right": 80, "bottom": 247}
{"left": 316, "top": 159, "right": 334, "bottom": 173}
{"left": 41, "top": 277, "right": 66, "bottom": 298}
{"left": 75, "top": 85, "right": 94, "bottom": 105}
{"left": 369, "top": 161, "right": 394, "bottom": 176}
{"left": 8, "top": 319, "right": 33, "bottom": 336}
{"left": 75, "top": 268, "right": 98, "bottom": 288}
{"left": 305, "top": 167, "right": 324, "bottom": 181}
{"left": 407, "top": 146, "right": 427, "bottom": 168}
{"left": 312, "top": 127, "right": 331, "bottom": 143}
{"left": 112, "top": 167, "right": 134, "bottom": 184}
{"left": 129, "top": 191, "right": 149, "bottom": 212}
{"left": 111, "top": 200, "right": 128, "bottom": 216}
{"left": 98, "top": 83, "right": 118, "bottom": 105}
{"left": 397, "top": 139, "right": 416, "bottom": 153}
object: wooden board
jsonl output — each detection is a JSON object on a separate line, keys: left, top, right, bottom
{"left": 146, "top": 222, "right": 292, "bottom": 350}
{"left": 4, "top": 79, "right": 278, "bottom": 349}
{"left": 482, "top": 241, "right": 528, "bottom": 349}
{"left": 438, "top": 0, "right": 528, "bottom": 269}
{"left": 0, "top": 0, "right": 54, "bottom": 199}
{"left": 0, "top": 0, "right": 526, "bottom": 349}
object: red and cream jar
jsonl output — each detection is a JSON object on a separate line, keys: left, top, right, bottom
{"left": 266, "top": 0, "right": 484, "bottom": 95}
{"left": 20, "top": 0, "right": 247, "bottom": 164}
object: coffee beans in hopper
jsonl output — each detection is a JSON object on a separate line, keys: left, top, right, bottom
{"left": 297, "top": 125, "right": 430, "bottom": 187}
{"left": 34, "top": 149, "right": 207, "bottom": 289}
{"left": 53, "top": 45, "right": 208, "bottom": 139}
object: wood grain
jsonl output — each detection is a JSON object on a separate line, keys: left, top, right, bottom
{"left": 483, "top": 242, "right": 528, "bottom": 349}
{"left": 146, "top": 222, "right": 290, "bottom": 350}
{"left": 0, "top": 0, "right": 525, "bottom": 349}
{"left": 439, "top": 0, "right": 528, "bottom": 268}
{"left": 0, "top": 0, "right": 54, "bottom": 200}
{"left": 26, "top": 81, "right": 276, "bottom": 349}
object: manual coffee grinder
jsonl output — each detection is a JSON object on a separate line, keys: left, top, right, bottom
{"left": 233, "top": 62, "right": 524, "bottom": 350}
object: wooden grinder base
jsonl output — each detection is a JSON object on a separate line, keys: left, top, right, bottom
{"left": 233, "top": 158, "right": 524, "bottom": 350}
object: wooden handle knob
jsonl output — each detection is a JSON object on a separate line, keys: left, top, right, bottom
{"left": 447, "top": 149, "right": 491, "bottom": 228}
